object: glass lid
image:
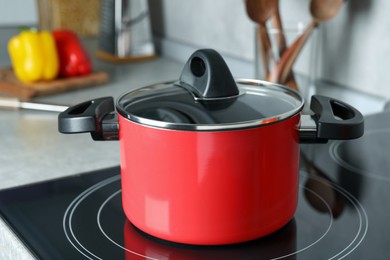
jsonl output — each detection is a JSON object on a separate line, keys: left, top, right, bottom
{"left": 117, "top": 49, "right": 304, "bottom": 131}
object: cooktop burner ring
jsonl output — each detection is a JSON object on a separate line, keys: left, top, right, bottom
{"left": 96, "top": 189, "right": 158, "bottom": 259}
{"left": 97, "top": 183, "right": 332, "bottom": 260}
{"left": 330, "top": 129, "right": 390, "bottom": 182}
{"left": 63, "top": 175, "right": 122, "bottom": 260}
{"left": 299, "top": 171, "right": 368, "bottom": 259}
{"left": 60, "top": 171, "right": 368, "bottom": 260}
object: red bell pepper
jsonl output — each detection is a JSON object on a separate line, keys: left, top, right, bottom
{"left": 53, "top": 29, "right": 92, "bottom": 77}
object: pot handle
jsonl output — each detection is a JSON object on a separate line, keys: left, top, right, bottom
{"left": 300, "top": 95, "right": 364, "bottom": 143}
{"left": 58, "top": 97, "right": 119, "bottom": 140}
{"left": 179, "top": 49, "right": 239, "bottom": 99}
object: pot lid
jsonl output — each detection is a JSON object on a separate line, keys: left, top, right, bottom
{"left": 117, "top": 49, "right": 304, "bottom": 131}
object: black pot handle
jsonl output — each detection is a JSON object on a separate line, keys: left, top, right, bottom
{"left": 300, "top": 95, "right": 364, "bottom": 143}
{"left": 179, "top": 49, "right": 239, "bottom": 99}
{"left": 58, "top": 97, "right": 119, "bottom": 140}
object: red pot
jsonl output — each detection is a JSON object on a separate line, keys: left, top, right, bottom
{"left": 58, "top": 49, "right": 364, "bottom": 245}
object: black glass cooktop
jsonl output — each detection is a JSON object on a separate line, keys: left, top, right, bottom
{"left": 1, "top": 111, "right": 390, "bottom": 259}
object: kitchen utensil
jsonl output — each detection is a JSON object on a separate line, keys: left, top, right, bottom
{"left": 270, "top": 1, "right": 285, "bottom": 56}
{"left": 269, "top": 0, "right": 345, "bottom": 84}
{"left": 96, "top": 0, "right": 156, "bottom": 62}
{"left": 0, "top": 96, "right": 68, "bottom": 112}
{"left": 269, "top": 2, "right": 299, "bottom": 91}
{"left": 58, "top": 49, "right": 363, "bottom": 245}
{"left": 245, "top": 0, "right": 278, "bottom": 77}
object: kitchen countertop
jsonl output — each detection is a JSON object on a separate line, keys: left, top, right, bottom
{"left": 0, "top": 30, "right": 387, "bottom": 259}
{"left": 0, "top": 57, "right": 184, "bottom": 191}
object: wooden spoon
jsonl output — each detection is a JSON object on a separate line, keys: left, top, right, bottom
{"left": 270, "top": 1, "right": 299, "bottom": 91}
{"left": 270, "top": 1, "right": 286, "bottom": 56}
{"left": 245, "top": 0, "right": 278, "bottom": 77}
{"left": 268, "top": 0, "right": 345, "bottom": 85}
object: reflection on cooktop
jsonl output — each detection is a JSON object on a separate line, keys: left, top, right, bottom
{"left": 300, "top": 111, "right": 390, "bottom": 258}
{"left": 330, "top": 129, "right": 390, "bottom": 181}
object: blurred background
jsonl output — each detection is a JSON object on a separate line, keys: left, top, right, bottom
{"left": 0, "top": 0, "right": 387, "bottom": 99}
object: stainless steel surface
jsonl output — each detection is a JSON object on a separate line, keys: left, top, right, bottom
{"left": 299, "top": 114, "right": 318, "bottom": 142}
{"left": 99, "top": 0, "right": 155, "bottom": 57}
{"left": 0, "top": 97, "right": 68, "bottom": 112}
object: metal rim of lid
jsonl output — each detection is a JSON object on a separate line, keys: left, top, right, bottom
{"left": 116, "top": 79, "right": 305, "bottom": 131}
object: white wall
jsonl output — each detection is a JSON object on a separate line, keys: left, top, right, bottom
{"left": 155, "top": 0, "right": 255, "bottom": 61}
{"left": 151, "top": 0, "right": 390, "bottom": 98}
{"left": 319, "top": 0, "right": 390, "bottom": 98}
{"left": 0, "top": 0, "right": 37, "bottom": 25}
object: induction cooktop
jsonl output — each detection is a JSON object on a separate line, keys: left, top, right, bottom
{"left": 1, "top": 111, "right": 390, "bottom": 259}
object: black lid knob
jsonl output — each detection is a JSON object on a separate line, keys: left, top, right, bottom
{"left": 179, "top": 49, "right": 239, "bottom": 99}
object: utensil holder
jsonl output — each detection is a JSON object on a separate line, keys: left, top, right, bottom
{"left": 254, "top": 21, "right": 318, "bottom": 110}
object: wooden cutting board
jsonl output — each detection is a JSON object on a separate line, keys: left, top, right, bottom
{"left": 0, "top": 67, "right": 109, "bottom": 100}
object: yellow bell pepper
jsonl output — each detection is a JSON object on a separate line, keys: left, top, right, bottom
{"left": 8, "top": 30, "right": 59, "bottom": 83}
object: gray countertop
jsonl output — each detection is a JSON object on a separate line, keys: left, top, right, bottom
{"left": 0, "top": 56, "right": 183, "bottom": 190}
{"left": 0, "top": 36, "right": 184, "bottom": 258}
